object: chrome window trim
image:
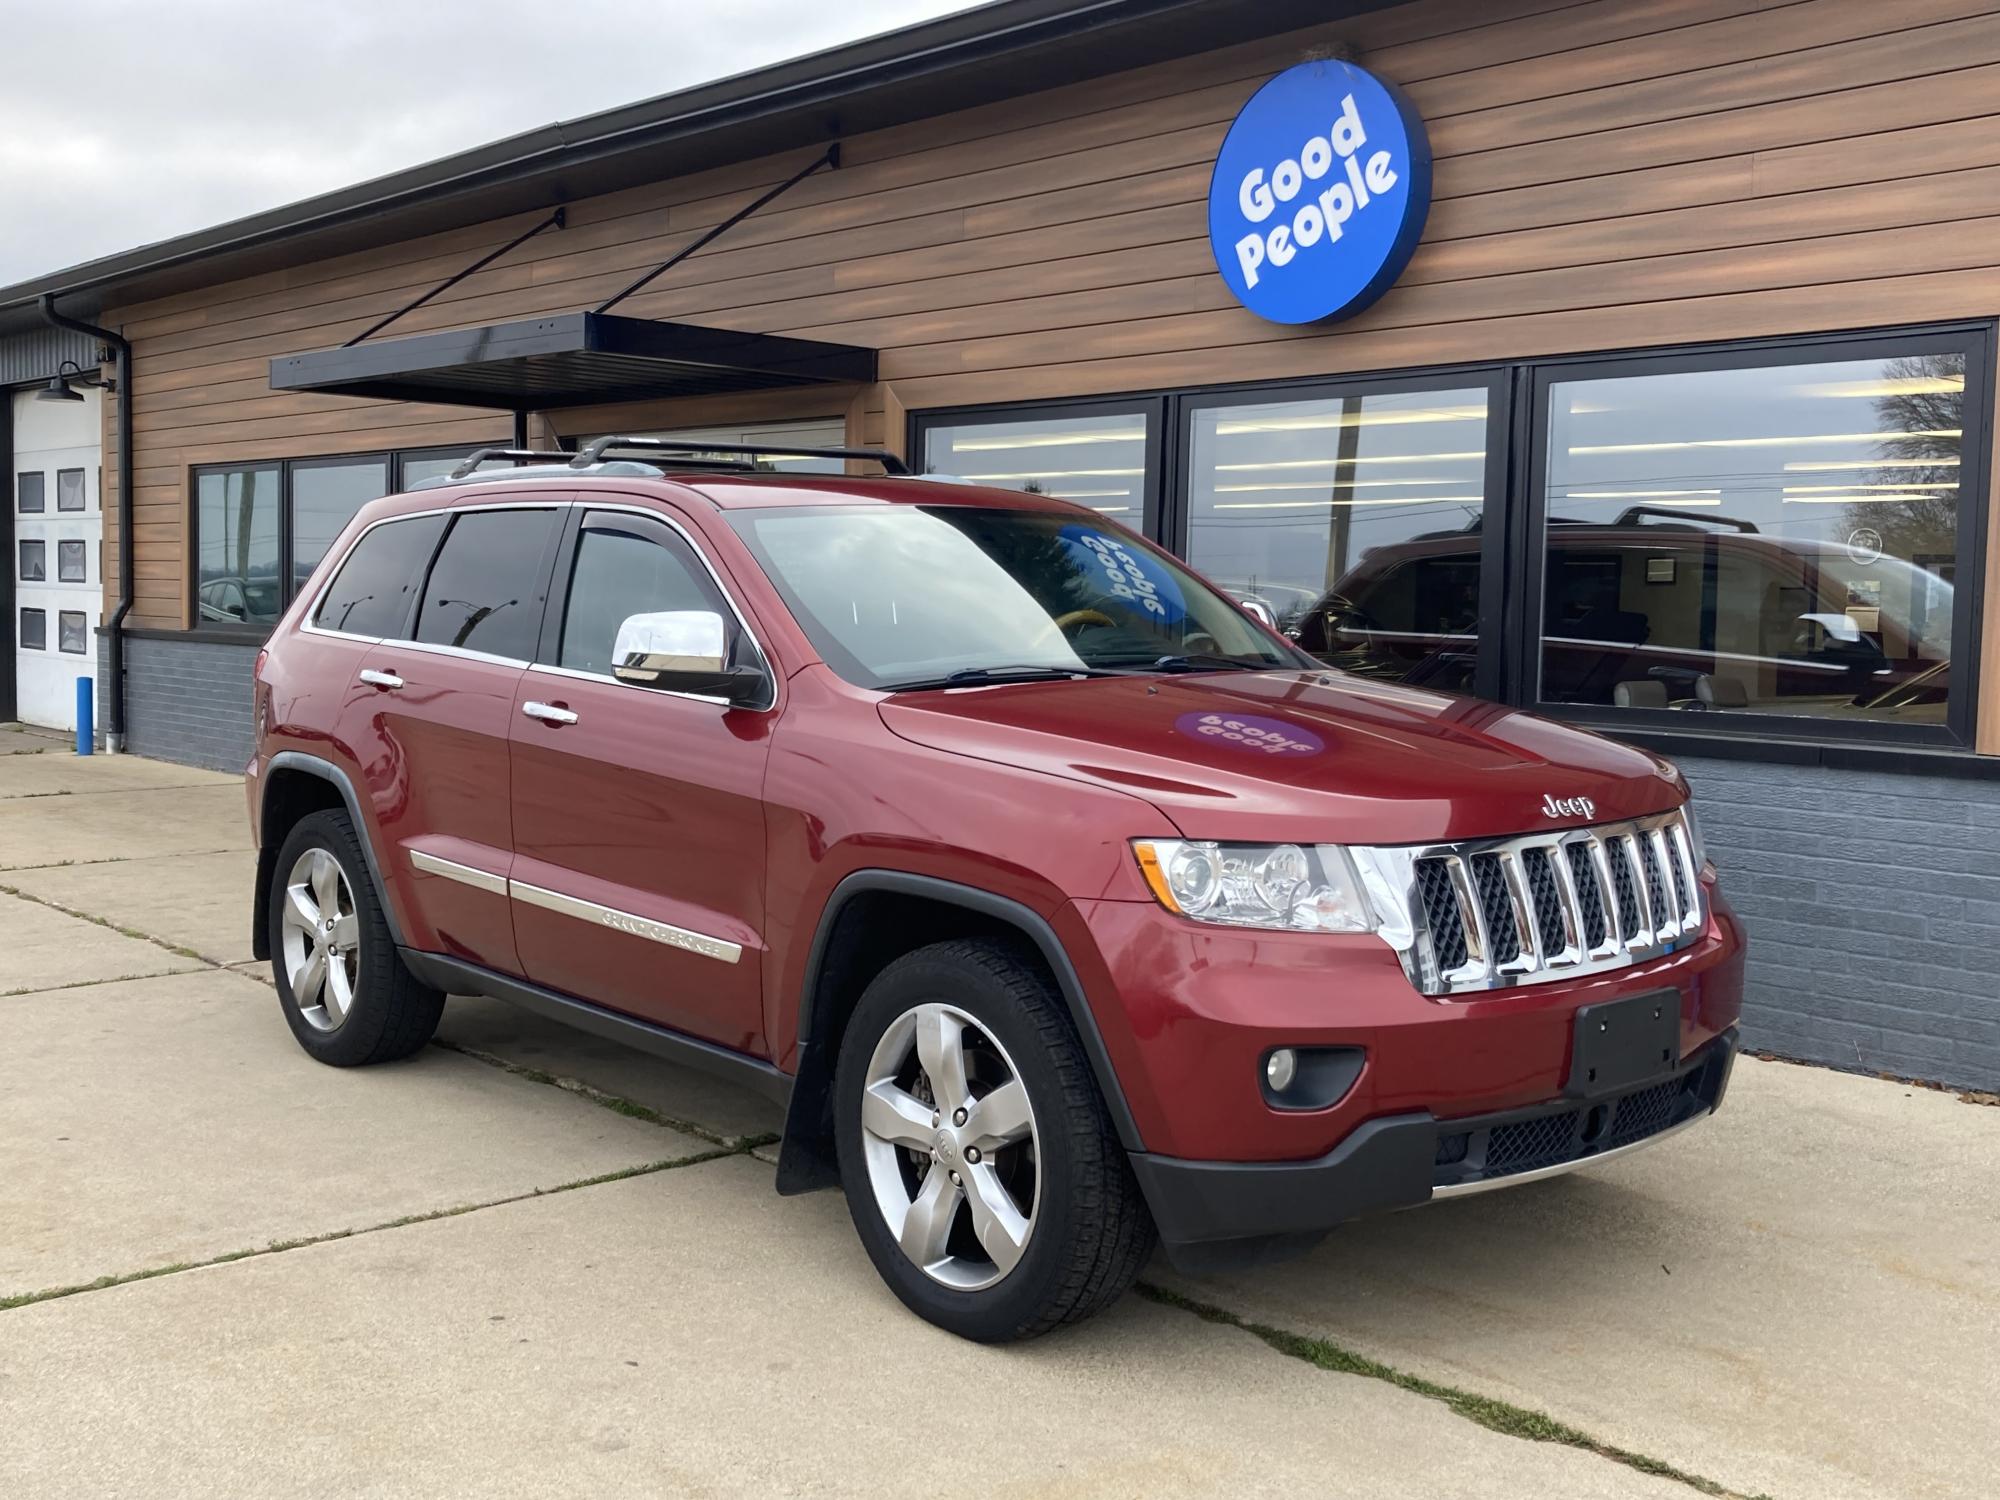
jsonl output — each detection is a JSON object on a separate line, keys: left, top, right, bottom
{"left": 1354, "top": 807, "right": 1707, "bottom": 998}
{"left": 408, "top": 849, "right": 508, "bottom": 896}
{"left": 508, "top": 878, "right": 743, "bottom": 964}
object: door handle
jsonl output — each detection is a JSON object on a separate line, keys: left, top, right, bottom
{"left": 358, "top": 669, "right": 404, "bottom": 690}
{"left": 521, "top": 700, "right": 579, "bottom": 726}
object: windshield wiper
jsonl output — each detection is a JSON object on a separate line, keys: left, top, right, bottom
{"left": 881, "top": 664, "right": 1117, "bottom": 692}
{"left": 1109, "top": 653, "right": 1272, "bottom": 674}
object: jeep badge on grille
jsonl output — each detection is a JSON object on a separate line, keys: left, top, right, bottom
{"left": 1541, "top": 793, "right": 1596, "bottom": 819}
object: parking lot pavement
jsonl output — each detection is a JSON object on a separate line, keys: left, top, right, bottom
{"left": 0, "top": 1156, "right": 1699, "bottom": 1500}
{"left": 4, "top": 748, "right": 1995, "bottom": 1500}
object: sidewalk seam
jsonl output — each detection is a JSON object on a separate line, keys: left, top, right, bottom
{"left": 1134, "top": 1283, "right": 1772, "bottom": 1500}
{"left": 0, "top": 1148, "right": 748, "bottom": 1314}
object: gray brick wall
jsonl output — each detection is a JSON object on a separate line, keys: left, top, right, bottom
{"left": 100, "top": 634, "right": 257, "bottom": 773}
{"left": 97, "top": 638, "right": 1999, "bottom": 1091}
{"left": 1680, "top": 754, "right": 2000, "bottom": 1093}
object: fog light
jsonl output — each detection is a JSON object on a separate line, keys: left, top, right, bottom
{"left": 1265, "top": 1048, "right": 1298, "bottom": 1093}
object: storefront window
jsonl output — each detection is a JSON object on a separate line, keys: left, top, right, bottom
{"left": 290, "top": 455, "right": 389, "bottom": 590}
{"left": 194, "top": 464, "right": 281, "bottom": 626}
{"left": 1184, "top": 386, "right": 1491, "bottom": 695}
{"left": 922, "top": 410, "right": 1153, "bottom": 524}
{"left": 1539, "top": 348, "right": 1969, "bottom": 728}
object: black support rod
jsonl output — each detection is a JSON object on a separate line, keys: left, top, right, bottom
{"left": 594, "top": 144, "right": 838, "bottom": 315}
{"left": 40, "top": 295, "right": 132, "bottom": 751}
{"left": 344, "top": 208, "right": 566, "bottom": 347}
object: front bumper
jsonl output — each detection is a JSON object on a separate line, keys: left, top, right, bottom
{"left": 1130, "top": 1027, "right": 1737, "bottom": 1271}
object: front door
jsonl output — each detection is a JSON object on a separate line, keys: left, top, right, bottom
{"left": 11, "top": 388, "right": 102, "bottom": 732}
{"left": 508, "top": 505, "right": 773, "bottom": 1053}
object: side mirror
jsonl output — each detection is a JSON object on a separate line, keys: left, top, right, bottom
{"left": 612, "top": 609, "right": 765, "bottom": 705}
{"left": 1238, "top": 597, "right": 1277, "bottom": 628}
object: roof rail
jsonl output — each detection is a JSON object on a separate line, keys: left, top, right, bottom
{"left": 447, "top": 447, "right": 571, "bottom": 479}
{"left": 570, "top": 434, "right": 911, "bottom": 475}
{"left": 1613, "top": 504, "right": 1761, "bottom": 533}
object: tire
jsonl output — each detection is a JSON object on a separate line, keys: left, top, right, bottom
{"left": 267, "top": 809, "right": 445, "bottom": 1067}
{"left": 833, "top": 938, "right": 1155, "bottom": 1341}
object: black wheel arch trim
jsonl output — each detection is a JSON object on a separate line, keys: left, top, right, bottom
{"left": 255, "top": 752, "right": 408, "bottom": 957}
{"left": 776, "top": 869, "right": 1145, "bottom": 1195}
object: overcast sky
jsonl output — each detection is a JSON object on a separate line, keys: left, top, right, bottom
{"left": 0, "top": 0, "right": 973, "bottom": 286}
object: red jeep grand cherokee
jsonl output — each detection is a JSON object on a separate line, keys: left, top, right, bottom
{"left": 248, "top": 438, "right": 1744, "bottom": 1342}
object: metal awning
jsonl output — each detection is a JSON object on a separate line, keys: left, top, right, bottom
{"left": 268, "top": 312, "right": 876, "bottom": 411}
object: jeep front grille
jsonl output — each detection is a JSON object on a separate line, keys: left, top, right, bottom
{"left": 1352, "top": 809, "right": 1706, "bottom": 997}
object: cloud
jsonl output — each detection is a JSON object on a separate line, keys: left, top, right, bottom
{"left": 0, "top": 0, "right": 969, "bottom": 285}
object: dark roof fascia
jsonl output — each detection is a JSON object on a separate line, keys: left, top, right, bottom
{"left": 0, "top": 0, "right": 1385, "bottom": 333}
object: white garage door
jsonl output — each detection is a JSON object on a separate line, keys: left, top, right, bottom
{"left": 12, "top": 386, "right": 102, "bottom": 732}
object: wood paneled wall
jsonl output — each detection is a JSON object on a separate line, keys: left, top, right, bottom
{"left": 103, "top": 0, "right": 2000, "bottom": 747}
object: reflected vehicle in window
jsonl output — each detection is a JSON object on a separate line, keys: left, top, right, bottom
{"left": 247, "top": 444, "right": 1744, "bottom": 1344}
{"left": 197, "top": 574, "right": 283, "bottom": 625}
{"left": 1307, "top": 508, "right": 1954, "bottom": 721}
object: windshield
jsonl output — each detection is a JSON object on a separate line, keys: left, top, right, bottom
{"left": 729, "top": 505, "right": 1309, "bottom": 689}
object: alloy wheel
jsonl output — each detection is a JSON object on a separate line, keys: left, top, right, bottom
{"left": 860, "top": 1002, "right": 1040, "bottom": 1291}
{"left": 281, "top": 847, "right": 360, "bottom": 1032}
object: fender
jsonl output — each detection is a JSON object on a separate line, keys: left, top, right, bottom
{"left": 775, "top": 869, "right": 1144, "bottom": 1195}
{"left": 252, "top": 751, "right": 408, "bottom": 957}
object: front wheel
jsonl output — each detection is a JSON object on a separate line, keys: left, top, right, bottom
{"left": 833, "top": 938, "right": 1154, "bottom": 1341}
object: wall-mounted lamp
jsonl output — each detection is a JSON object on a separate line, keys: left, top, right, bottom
{"left": 36, "top": 358, "right": 115, "bottom": 403}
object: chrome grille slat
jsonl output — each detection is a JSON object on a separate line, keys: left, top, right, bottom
{"left": 1354, "top": 809, "right": 1707, "bottom": 998}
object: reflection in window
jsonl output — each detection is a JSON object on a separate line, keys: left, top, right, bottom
{"left": 1184, "top": 388, "right": 1489, "bottom": 694}
{"left": 1542, "top": 351, "right": 1966, "bottom": 726}
{"left": 291, "top": 456, "right": 389, "bottom": 590}
{"left": 924, "top": 411, "right": 1150, "bottom": 520}
{"left": 196, "top": 465, "right": 281, "bottom": 625}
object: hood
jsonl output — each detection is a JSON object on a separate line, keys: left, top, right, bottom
{"left": 878, "top": 670, "right": 1683, "bottom": 846}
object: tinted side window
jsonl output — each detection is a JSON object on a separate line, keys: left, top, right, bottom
{"left": 559, "top": 518, "right": 726, "bottom": 676}
{"left": 414, "top": 508, "right": 560, "bottom": 660}
{"left": 314, "top": 514, "right": 448, "bottom": 638}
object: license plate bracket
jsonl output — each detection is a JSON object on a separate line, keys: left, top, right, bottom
{"left": 1566, "top": 991, "right": 1680, "bottom": 1099}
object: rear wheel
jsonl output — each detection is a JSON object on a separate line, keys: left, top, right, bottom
{"left": 833, "top": 938, "right": 1154, "bottom": 1341}
{"left": 268, "top": 809, "right": 444, "bottom": 1066}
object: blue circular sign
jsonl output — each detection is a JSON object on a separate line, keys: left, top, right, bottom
{"left": 1208, "top": 61, "right": 1431, "bottom": 326}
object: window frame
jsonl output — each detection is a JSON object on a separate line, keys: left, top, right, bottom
{"left": 912, "top": 396, "right": 1167, "bottom": 542}
{"left": 908, "top": 320, "right": 1994, "bottom": 754}
{"left": 1517, "top": 325, "right": 1993, "bottom": 750}
{"left": 189, "top": 444, "right": 499, "bottom": 633}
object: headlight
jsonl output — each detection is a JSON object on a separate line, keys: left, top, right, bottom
{"left": 1132, "top": 839, "right": 1376, "bottom": 932}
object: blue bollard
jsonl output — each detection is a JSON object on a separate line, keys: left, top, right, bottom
{"left": 75, "top": 676, "right": 94, "bottom": 756}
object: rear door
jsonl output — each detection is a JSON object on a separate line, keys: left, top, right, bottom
{"left": 507, "top": 503, "right": 774, "bottom": 1052}
{"left": 350, "top": 500, "right": 566, "bottom": 976}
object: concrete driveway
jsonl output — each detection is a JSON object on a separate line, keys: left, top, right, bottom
{"left": 1, "top": 743, "right": 1994, "bottom": 1499}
